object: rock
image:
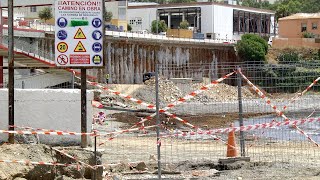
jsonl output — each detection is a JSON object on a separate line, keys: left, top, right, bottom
{"left": 149, "top": 154, "right": 157, "bottom": 161}
{"left": 136, "top": 162, "right": 147, "bottom": 171}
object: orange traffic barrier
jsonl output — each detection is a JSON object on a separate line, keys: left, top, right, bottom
{"left": 226, "top": 123, "right": 237, "bottom": 157}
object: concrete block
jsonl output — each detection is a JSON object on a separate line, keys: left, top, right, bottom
{"left": 0, "top": 89, "right": 93, "bottom": 145}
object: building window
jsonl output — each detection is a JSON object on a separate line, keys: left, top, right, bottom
{"left": 312, "top": 23, "right": 318, "bottom": 30}
{"left": 301, "top": 23, "right": 307, "bottom": 32}
{"left": 137, "top": 19, "right": 142, "bottom": 25}
{"left": 129, "top": 19, "right": 135, "bottom": 25}
{"left": 30, "top": 6, "right": 37, "bottom": 12}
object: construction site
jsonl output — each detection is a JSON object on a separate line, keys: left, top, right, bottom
{"left": 0, "top": 1, "right": 319, "bottom": 180}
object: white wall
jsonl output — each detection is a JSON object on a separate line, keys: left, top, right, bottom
{"left": 0, "top": 89, "right": 93, "bottom": 145}
{"left": 0, "top": 0, "right": 54, "bottom": 7}
{"left": 200, "top": 5, "right": 214, "bottom": 36}
{"left": 213, "top": 5, "right": 234, "bottom": 40}
{"left": 128, "top": 8, "right": 157, "bottom": 32}
{"left": 106, "top": 1, "right": 119, "bottom": 19}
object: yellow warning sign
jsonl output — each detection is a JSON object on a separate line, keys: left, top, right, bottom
{"left": 74, "top": 41, "right": 87, "bottom": 52}
{"left": 74, "top": 28, "right": 86, "bottom": 39}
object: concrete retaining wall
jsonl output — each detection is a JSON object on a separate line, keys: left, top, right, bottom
{"left": 0, "top": 89, "right": 93, "bottom": 145}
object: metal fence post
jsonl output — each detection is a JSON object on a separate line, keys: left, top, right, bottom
{"left": 81, "top": 68, "right": 87, "bottom": 148}
{"left": 71, "top": 72, "right": 75, "bottom": 89}
{"left": 155, "top": 64, "right": 161, "bottom": 179}
{"left": 237, "top": 66, "right": 245, "bottom": 157}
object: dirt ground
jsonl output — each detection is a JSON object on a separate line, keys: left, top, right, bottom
{"left": 0, "top": 143, "right": 101, "bottom": 180}
{"left": 99, "top": 136, "right": 320, "bottom": 180}
{"left": 111, "top": 112, "right": 272, "bottom": 129}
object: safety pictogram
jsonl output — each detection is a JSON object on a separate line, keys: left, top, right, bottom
{"left": 74, "top": 41, "right": 87, "bottom": 52}
{"left": 57, "top": 42, "right": 68, "bottom": 53}
{"left": 74, "top": 28, "right": 86, "bottom": 39}
{"left": 57, "top": 30, "right": 67, "bottom": 40}
{"left": 57, "top": 54, "right": 68, "bottom": 65}
{"left": 92, "top": 55, "right": 102, "bottom": 64}
{"left": 92, "top": 42, "right": 102, "bottom": 53}
{"left": 57, "top": 17, "right": 68, "bottom": 28}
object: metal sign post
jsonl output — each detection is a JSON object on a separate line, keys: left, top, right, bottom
{"left": 55, "top": 0, "right": 104, "bottom": 148}
{"left": 8, "top": 0, "right": 14, "bottom": 144}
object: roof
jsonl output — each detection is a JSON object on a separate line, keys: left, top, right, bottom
{"left": 279, "top": 13, "right": 320, "bottom": 20}
{"left": 128, "top": 2, "right": 275, "bottom": 14}
{"left": 128, "top": 2, "right": 159, "bottom": 6}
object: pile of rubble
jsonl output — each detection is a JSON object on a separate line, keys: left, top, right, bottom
{"left": 190, "top": 83, "right": 256, "bottom": 102}
{"left": 97, "top": 78, "right": 256, "bottom": 109}
{"left": 143, "top": 78, "right": 183, "bottom": 104}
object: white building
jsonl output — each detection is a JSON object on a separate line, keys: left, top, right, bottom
{"left": 0, "top": 0, "right": 53, "bottom": 20}
{"left": 128, "top": 2, "right": 275, "bottom": 40}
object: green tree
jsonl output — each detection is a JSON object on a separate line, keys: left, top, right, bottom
{"left": 104, "top": 11, "right": 113, "bottom": 22}
{"left": 242, "top": 0, "right": 260, "bottom": 8}
{"left": 241, "top": 34, "right": 268, "bottom": 54}
{"left": 151, "top": 20, "right": 167, "bottom": 33}
{"left": 38, "top": 7, "right": 53, "bottom": 23}
{"left": 236, "top": 34, "right": 268, "bottom": 63}
{"left": 179, "top": 20, "right": 189, "bottom": 29}
{"left": 275, "top": 0, "right": 301, "bottom": 20}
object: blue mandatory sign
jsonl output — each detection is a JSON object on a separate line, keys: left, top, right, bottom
{"left": 92, "top": 42, "right": 102, "bottom": 53}
{"left": 57, "top": 30, "right": 67, "bottom": 40}
{"left": 92, "top": 30, "right": 102, "bottom": 40}
{"left": 57, "top": 17, "right": 68, "bottom": 28}
{"left": 92, "top": 18, "right": 102, "bottom": 28}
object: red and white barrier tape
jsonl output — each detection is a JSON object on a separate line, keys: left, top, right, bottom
{"left": 1, "top": 124, "right": 158, "bottom": 137}
{"left": 98, "top": 125, "right": 158, "bottom": 137}
{"left": 239, "top": 70, "right": 319, "bottom": 147}
{"left": 52, "top": 148, "right": 96, "bottom": 169}
{"left": 283, "top": 77, "right": 320, "bottom": 110}
{"left": 0, "top": 159, "right": 80, "bottom": 167}
{"left": 134, "top": 72, "right": 235, "bottom": 127}
{"left": 161, "top": 117, "right": 320, "bottom": 138}
{"left": 82, "top": 71, "right": 234, "bottom": 129}
{"left": 9, "top": 125, "right": 72, "bottom": 133}
{"left": 0, "top": 130, "right": 94, "bottom": 136}
{"left": 92, "top": 100, "right": 103, "bottom": 108}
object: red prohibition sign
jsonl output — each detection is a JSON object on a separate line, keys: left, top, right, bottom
{"left": 57, "top": 54, "right": 68, "bottom": 65}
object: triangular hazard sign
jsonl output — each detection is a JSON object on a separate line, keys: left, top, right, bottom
{"left": 74, "top": 28, "right": 86, "bottom": 39}
{"left": 74, "top": 41, "right": 87, "bottom": 52}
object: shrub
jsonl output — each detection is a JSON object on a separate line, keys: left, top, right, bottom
{"left": 151, "top": 20, "right": 167, "bottom": 33}
{"left": 302, "top": 32, "right": 315, "bottom": 38}
{"left": 277, "top": 51, "right": 300, "bottom": 64}
{"left": 179, "top": 20, "right": 189, "bottom": 29}
{"left": 236, "top": 35, "right": 267, "bottom": 64}
{"left": 127, "top": 24, "right": 132, "bottom": 31}
{"left": 241, "top": 34, "right": 268, "bottom": 54}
